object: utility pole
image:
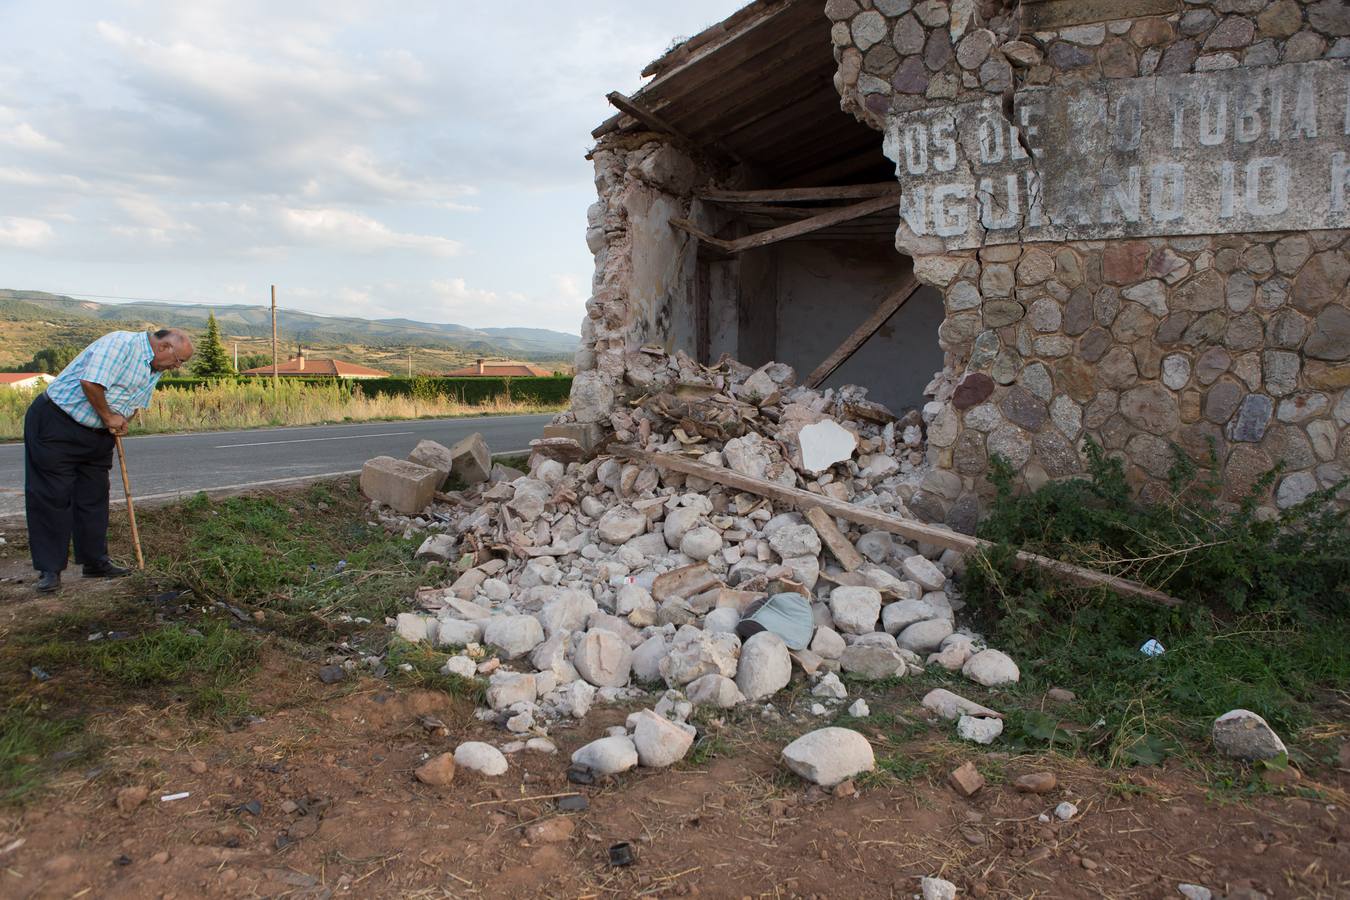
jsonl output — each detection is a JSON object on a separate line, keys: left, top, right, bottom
{"left": 270, "top": 285, "right": 278, "bottom": 391}
{"left": 408, "top": 347, "right": 413, "bottom": 377}
{"left": 233, "top": 342, "right": 238, "bottom": 370}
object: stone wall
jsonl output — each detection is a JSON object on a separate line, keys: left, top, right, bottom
{"left": 827, "top": 0, "right": 1349, "bottom": 526}
{"left": 566, "top": 141, "right": 713, "bottom": 426}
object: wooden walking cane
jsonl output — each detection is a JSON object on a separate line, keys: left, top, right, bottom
{"left": 113, "top": 434, "right": 144, "bottom": 570}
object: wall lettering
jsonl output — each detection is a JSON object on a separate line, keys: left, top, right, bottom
{"left": 883, "top": 61, "right": 1350, "bottom": 249}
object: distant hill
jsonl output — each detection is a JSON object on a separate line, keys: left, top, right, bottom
{"left": 0, "top": 290, "right": 580, "bottom": 362}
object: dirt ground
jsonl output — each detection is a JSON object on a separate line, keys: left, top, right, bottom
{"left": 1, "top": 520, "right": 1347, "bottom": 899}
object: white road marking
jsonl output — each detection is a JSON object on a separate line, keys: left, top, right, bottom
{"left": 105, "top": 448, "right": 533, "bottom": 503}
{"left": 120, "top": 470, "right": 364, "bottom": 502}
{"left": 214, "top": 431, "right": 414, "bottom": 449}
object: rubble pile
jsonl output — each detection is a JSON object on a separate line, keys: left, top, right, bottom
{"left": 360, "top": 352, "right": 1019, "bottom": 783}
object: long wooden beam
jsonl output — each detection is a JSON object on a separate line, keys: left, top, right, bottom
{"left": 725, "top": 193, "right": 897, "bottom": 253}
{"left": 669, "top": 218, "right": 736, "bottom": 253}
{"left": 613, "top": 446, "right": 1182, "bottom": 608}
{"left": 806, "top": 275, "right": 922, "bottom": 388}
{"left": 605, "top": 91, "right": 683, "bottom": 141}
{"left": 698, "top": 182, "right": 898, "bottom": 203}
{"left": 671, "top": 192, "right": 899, "bottom": 256}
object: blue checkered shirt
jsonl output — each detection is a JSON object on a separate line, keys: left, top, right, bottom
{"left": 46, "top": 331, "right": 162, "bottom": 429}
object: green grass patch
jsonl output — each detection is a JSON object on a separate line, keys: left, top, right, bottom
{"left": 857, "top": 752, "right": 936, "bottom": 788}
{"left": 139, "top": 481, "right": 445, "bottom": 635}
{"left": 385, "top": 639, "right": 485, "bottom": 704}
{"left": 0, "top": 703, "right": 98, "bottom": 805}
{"left": 25, "top": 622, "right": 261, "bottom": 720}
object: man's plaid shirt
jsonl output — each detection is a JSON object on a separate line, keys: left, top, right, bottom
{"left": 46, "top": 331, "right": 162, "bottom": 429}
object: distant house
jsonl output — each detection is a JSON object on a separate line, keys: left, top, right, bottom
{"left": 0, "top": 372, "right": 55, "bottom": 389}
{"left": 443, "top": 358, "right": 556, "bottom": 377}
{"left": 239, "top": 349, "right": 388, "bottom": 379}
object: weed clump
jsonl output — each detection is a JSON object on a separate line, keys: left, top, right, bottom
{"left": 961, "top": 441, "right": 1350, "bottom": 769}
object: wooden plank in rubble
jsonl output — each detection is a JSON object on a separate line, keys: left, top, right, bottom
{"left": 805, "top": 275, "right": 922, "bottom": 389}
{"left": 804, "top": 506, "right": 864, "bottom": 572}
{"left": 613, "top": 446, "right": 1182, "bottom": 608}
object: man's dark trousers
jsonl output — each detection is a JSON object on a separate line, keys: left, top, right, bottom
{"left": 24, "top": 392, "right": 115, "bottom": 573}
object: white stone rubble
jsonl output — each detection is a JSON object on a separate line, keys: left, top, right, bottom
{"left": 374, "top": 355, "right": 1028, "bottom": 762}
{"left": 780, "top": 727, "right": 875, "bottom": 786}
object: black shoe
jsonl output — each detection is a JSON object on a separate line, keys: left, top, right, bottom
{"left": 35, "top": 571, "right": 61, "bottom": 593}
{"left": 82, "top": 558, "right": 132, "bottom": 578}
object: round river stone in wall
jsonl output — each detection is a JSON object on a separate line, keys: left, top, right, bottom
{"left": 952, "top": 373, "right": 995, "bottom": 410}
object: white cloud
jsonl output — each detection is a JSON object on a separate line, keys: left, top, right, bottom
{"left": 322, "top": 148, "right": 478, "bottom": 210}
{"left": 0, "top": 166, "right": 89, "bottom": 191}
{"left": 551, "top": 273, "right": 583, "bottom": 302}
{"left": 0, "top": 1, "right": 747, "bottom": 333}
{"left": 279, "top": 208, "right": 461, "bottom": 256}
{"left": 0, "top": 216, "right": 54, "bottom": 247}
{"left": 0, "top": 122, "right": 61, "bottom": 152}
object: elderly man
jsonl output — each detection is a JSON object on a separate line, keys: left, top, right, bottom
{"left": 24, "top": 328, "right": 194, "bottom": 592}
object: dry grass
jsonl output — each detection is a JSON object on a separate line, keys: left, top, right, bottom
{"left": 0, "top": 380, "right": 563, "bottom": 440}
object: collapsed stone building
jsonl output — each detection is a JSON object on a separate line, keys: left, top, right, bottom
{"left": 558, "top": 0, "right": 1350, "bottom": 530}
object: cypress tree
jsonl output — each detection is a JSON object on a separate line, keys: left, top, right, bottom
{"left": 190, "top": 312, "right": 236, "bottom": 377}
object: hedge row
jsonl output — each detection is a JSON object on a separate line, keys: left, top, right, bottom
{"left": 158, "top": 374, "right": 574, "bottom": 405}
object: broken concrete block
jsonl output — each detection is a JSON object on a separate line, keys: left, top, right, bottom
{"left": 408, "top": 439, "right": 454, "bottom": 487}
{"left": 543, "top": 422, "right": 605, "bottom": 455}
{"left": 685, "top": 673, "right": 745, "bottom": 708}
{"left": 395, "top": 612, "right": 432, "bottom": 643}
{"left": 921, "top": 688, "right": 1002, "bottom": 721}
{"left": 571, "top": 629, "right": 633, "bottom": 688}
{"left": 571, "top": 735, "right": 638, "bottom": 775}
{"left": 798, "top": 419, "right": 858, "bottom": 473}
{"left": 360, "top": 456, "right": 441, "bottom": 514}
{"left": 948, "top": 760, "right": 985, "bottom": 797}
{"left": 631, "top": 709, "right": 695, "bottom": 768}
{"left": 435, "top": 618, "right": 482, "bottom": 647}
{"left": 414, "top": 752, "right": 456, "bottom": 786}
{"left": 415, "top": 533, "right": 456, "bottom": 562}
{"left": 449, "top": 432, "right": 492, "bottom": 484}
{"left": 780, "top": 727, "right": 875, "bottom": 787}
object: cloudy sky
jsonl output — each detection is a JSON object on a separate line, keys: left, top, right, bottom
{"left": 0, "top": 0, "right": 747, "bottom": 334}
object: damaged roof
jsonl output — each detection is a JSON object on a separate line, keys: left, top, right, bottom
{"left": 594, "top": 0, "right": 889, "bottom": 187}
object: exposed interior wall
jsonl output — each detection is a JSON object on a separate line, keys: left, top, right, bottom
{"left": 734, "top": 246, "right": 779, "bottom": 367}
{"left": 707, "top": 258, "right": 740, "bottom": 361}
{"left": 771, "top": 240, "right": 944, "bottom": 413}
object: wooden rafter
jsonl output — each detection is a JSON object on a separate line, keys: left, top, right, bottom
{"left": 670, "top": 191, "right": 898, "bottom": 256}
{"left": 613, "top": 446, "right": 1182, "bottom": 608}
{"left": 806, "top": 275, "right": 922, "bottom": 388}
{"left": 698, "top": 182, "right": 898, "bottom": 204}
{"left": 603, "top": 91, "right": 739, "bottom": 166}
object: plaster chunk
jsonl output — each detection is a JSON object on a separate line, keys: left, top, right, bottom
{"left": 798, "top": 419, "right": 858, "bottom": 473}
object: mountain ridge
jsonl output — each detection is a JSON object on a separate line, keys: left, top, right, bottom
{"left": 0, "top": 289, "right": 580, "bottom": 361}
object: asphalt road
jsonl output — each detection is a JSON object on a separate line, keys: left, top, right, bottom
{"left": 0, "top": 414, "right": 553, "bottom": 519}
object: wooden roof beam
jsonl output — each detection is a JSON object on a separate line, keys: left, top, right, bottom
{"left": 699, "top": 182, "right": 898, "bottom": 203}
{"left": 671, "top": 191, "right": 898, "bottom": 255}
{"left": 603, "top": 92, "right": 740, "bottom": 167}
